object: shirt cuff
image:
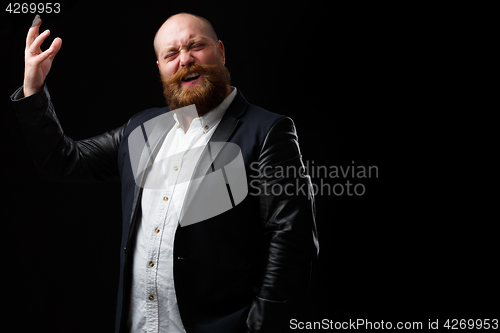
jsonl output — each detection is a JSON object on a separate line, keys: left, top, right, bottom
{"left": 10, "top": 84, "right": 50, "bottom": 115}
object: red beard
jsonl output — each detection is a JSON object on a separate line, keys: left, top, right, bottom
{"left": 161, "top": 61, "right": 231, "bottom": 116}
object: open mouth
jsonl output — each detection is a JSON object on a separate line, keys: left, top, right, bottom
{"left": 182, "top": 72, "right": 201, "bottom": 82}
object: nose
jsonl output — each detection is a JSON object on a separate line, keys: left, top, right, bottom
{"left": 179, "top": 50, "right": 195, "bottom": 68}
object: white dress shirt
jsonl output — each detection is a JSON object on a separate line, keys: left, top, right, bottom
{"left": 127, "top": 88, "right": 237, "bottom": 333}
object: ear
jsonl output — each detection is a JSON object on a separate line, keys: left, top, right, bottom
{"left": 156, "top": 60, "right": 159, "bottom": 68}
{"left": 217, "top": 40, "right": 225, "bottom": 64}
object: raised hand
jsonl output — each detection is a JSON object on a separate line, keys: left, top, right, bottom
{"left": 23, "top": 15, "right": 62, "bottom": 97}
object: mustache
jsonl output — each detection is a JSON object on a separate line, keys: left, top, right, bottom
{"left": 164, "top": 62, "right": 220, "bottom": 86}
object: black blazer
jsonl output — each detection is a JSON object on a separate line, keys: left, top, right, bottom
{"left": 11, "top": 85, "right": 319, "bottom": 333}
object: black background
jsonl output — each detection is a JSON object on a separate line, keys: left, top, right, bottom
{"left": 1, "top": 1, "right": 497, "bottom": 332}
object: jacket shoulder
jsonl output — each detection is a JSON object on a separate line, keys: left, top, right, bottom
{"left": 231, "top": 89, "right": 286, "bottom": 128}
{"left": 245, "top": 103, "right": 285, "bottom": 125}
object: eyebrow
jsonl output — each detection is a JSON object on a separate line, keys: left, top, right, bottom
{"left": 162, "top": 37, "right": 208, "bottom": 54}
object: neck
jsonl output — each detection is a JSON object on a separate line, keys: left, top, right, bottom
{"left": 177, "top": 116, "right": 194, "bottom": 134}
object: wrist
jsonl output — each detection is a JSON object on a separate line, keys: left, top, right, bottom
{"left": 23, "top": 83, "right": 42, "bottom": 97}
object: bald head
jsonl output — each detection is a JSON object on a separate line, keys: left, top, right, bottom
{"left": 154, "top": 13, "right": 218, "bottom": 59}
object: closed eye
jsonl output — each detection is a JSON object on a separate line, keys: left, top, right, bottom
{"left": 165, "top": 51, "right": 179, "bottom": 60}
{"left": 190, "top": 43, "right": 206, "bottom": 51}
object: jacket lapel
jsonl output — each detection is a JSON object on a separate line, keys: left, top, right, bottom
{"left": 190, "top": 89, "right": 249, "bottom": 179}
{"left": 178, "top": 90, "right": 249, "bottom": 226}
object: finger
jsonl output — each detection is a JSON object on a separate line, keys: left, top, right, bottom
{"left": 32, "top": 37, "right": 62, "bottom": 64}
{"left": 47, "top": 37, "right": 62, "bottom": 60}
{"left": 31, "top": 14, "right": 41, "bottom": 28}
{"left": 28, "top": 29, "right": 50, "bottom": 55}
{"left": 26, "top": 14, "right": 42, "bottom": 49}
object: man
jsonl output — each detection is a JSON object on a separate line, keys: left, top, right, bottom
{"left": 11, "top": 13, "right": 319, "bottom": 333}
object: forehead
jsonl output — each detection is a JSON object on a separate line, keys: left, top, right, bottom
{"left": 156, "top": 15, "right": 211, "bottom": 51}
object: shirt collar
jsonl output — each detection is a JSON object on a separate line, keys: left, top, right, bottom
{"left": 201, "top": 87, "right": 237, "bottom": 133}
{"left": 173, "top": 87, "right": 237, "bottom": 133}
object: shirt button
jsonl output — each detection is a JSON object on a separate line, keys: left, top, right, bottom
{"left": 149, "top": 295, "right": 154, "bottom": 301}
{"left": 163, "top": 196, "right": 168, "bottom": 201}
{"left": 204, "top": 125, "right": 209, "bottom": 130}
{"left": 173, "top": 166, "right": 179, "bottom": 171}
{"left": 149, "top": 261, "right": 154, "bottom": 267}
{"left": 154, "top": 228, "right": 160, "bottom": 233}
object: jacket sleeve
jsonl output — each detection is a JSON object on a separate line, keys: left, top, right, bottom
{"left": 246, "top": 116, "right": 320, "bottom": 332}
{"left": 10, "top": 84, "right": 126, "bottom": 182}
